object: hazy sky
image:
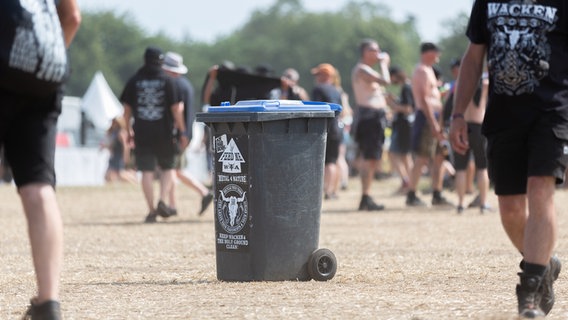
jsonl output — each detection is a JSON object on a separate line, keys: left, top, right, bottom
{"left": 76, "top": 0, "right": 474, "bottom": 43}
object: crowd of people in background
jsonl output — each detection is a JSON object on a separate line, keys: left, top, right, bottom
{"left": 2, "top": 0, "right": 568, "bottom": 318}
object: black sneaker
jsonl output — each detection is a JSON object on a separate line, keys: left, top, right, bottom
{"left": 22, "top": 299, "right": 61, "bottom": 320}
{"left": 199, "top": 192, "right": 214, "bottom": 216}
{"left": 144, "top": 211, "right": 158, "bottom": 223}
{"left": 358, "top": 195, "right": 385, "bottom": 211}
{"left": 457, "top": 205, "right": 464, "bottom": 214}
{"left": 516, "top": 273, "right": 545, "bottom": 318}
{"left": 431, "top": 195, "right": 453, "bottom": 207}
{"left": 540, "top": 256, "right": 562, "bottom": 315}
{"left": 156, "top": 200, "right": 174, "bottom": 218}
{"left": 406, "top": 193, "right": 426, "bottom": 207}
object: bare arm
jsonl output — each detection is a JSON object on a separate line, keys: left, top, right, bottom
{"left": 171, "top": 102, "right": 189, "bottom": 149}
{"left": 56, "top": 0, "right": 81, "bottom": 48}
{"left": 359, "top": 64, "right": 390, "bottom": 86}
{"left": 171, "top": 102, "right": 186, "bottom": 133}
{"left": 203, "top": 66, "right": 218, "bottom": 105}
{"left": 122, "top": 104, "right": 133, "bottom": 141}
{"left": 450, "top": 43, "right": 487, "bottom": 154}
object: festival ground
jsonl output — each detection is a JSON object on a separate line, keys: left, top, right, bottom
{"left": 1, "top": 177, "right": 567, "bottom": 319}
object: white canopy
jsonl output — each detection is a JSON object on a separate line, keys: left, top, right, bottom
{"left": 81, "top": 71, "right": 123, "bottom": 130}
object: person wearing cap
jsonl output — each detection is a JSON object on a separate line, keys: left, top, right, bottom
{"left": 121, "top": 46, "right": 186, "bottom": 223}
{"left": 405, "top": 42, "right": 451, "bottom": 207}
{"left": 351, "top": 38, "right": 390, "bottom": 211}
{"left": 273, "top": 68, "right": 309, "bottom": 100}
{"left": 162, "top": 51, "right": 213, "bottom": 216}
{"left": 311, "top": 63, "right": 342, "bottom": 199}
{"left": 450, "top": 1, "right": 567, "bottom": 316}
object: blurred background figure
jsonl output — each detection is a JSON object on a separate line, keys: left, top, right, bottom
{"left": 162, "top": 51, "right": 213, "bottom": 216}
{"left": 272, "top": 68, "right": 310, "bottom": 100}
{"left": 351, "top": 38, "right": 391, "bottom": 211}
{"left": 121, "top": 46, "right": 187, "bottom": 223}
{"left": 332, "top": 68, "right": 354, "bottom": 192}
{"left": 387, "top": 66, "right": 415, "bottom": 195}
{"left": 101, "top": 117, "right": 137, "bottom": 184}
{"left": 310, "top": 63, "right": 343, "bottom": 200}
{"left": 449, "top": 64, "right": 491, "bottom": 214}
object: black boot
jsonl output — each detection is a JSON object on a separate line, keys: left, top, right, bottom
{"left": 358, "top": 195, "right": 385, "bottom": 211}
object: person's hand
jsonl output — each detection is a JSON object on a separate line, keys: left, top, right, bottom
{"left": 449, "top": 117, "right": 469, "bottom": 155}
{"left": 379, "top": 52, "right": 390, "bottom": 65}
{"left": 179, "top": 135, "right": 190, "bottom": 151}
{"left": 280, "top": 77, "right": 293, "bottom": 91}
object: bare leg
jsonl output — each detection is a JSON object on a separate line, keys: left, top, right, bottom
{"left": 361, "top": 159, "right": 378, "bottom": 196}
{"left": 336, "top": 144, "right": 349, "bottom": 189}
{"left": 408, "top": 156, "right": 429, "bottom": 191}
{"left": 466, "top": 160, "right": 475, "bottom": 194}
{"left": 477, "top": 169, "right": 490, "bottom": 207}
{"left": 524, "top": 176, "right": 556, "bottom": 265}
{"left": 19, "top": 184, "right": 63, "bottom": 303}
{"left": 324, "top": 163, "right": 338, "bottom": 196}
{"left": 499, "top": 194, "right": 527, "bottom": 252}
{"left": 141, "top": 171, "right": 155, "bottom": 212}
{"left": 431, "top": 153, "right": 446, "bottom": 192}
{"left": 176, "top": 170, "right": 209, "bottom": 196}
{"left": 159, "top": 169, "right": 175, "bottom": 204}
{"left": 169, "top": 174, "right": 178, "bottom": 209}
{"left": 455, "top": 170, "right": 467, "bottom": 208}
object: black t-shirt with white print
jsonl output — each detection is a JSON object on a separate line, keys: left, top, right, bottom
{"left": 0, "top": 0, "right": 68, "bottom": 96}
{"left": 467, "top": 0, "right": 568, "bottom": 133}
{"left": 120, "top": 65, "right": 181, "bottom": 146}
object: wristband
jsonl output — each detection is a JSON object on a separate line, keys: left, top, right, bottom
{"left": 451, "top": 113, "right": 464, "bottom": 120}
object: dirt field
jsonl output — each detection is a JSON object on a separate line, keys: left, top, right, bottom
{"left": 1, "top": 177, "right": 567, "bottom": 319}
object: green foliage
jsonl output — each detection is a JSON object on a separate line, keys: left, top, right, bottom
{"left": 66, "top": 0, "right": 468, "bottom": 105}
{"left": 436, "top": 13, "right": 471, "bottom": 80}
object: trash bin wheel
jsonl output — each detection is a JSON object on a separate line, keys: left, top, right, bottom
{"left": 308, "top": 248, "right": 337, "bottom": 281}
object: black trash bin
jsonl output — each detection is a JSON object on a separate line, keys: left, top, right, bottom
{"left": 197, "top": 100, "right": 340, "bottom": 282}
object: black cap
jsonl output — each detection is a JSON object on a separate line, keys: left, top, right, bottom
{"left": 420, "top": 42, "right": 440, "bottom": 53}
{"left": 144, "top": 46, "right": 164, "bottom": 66}
{"left": 389, "top": 66, "right": 402, "bottom": 76}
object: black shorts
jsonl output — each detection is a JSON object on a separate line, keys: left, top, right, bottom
{"left": 389, "top": 113, "right": 412, "bottom": 154}
{"left": 453, "top": 123, "right": 488, "bottom": 171}
{"left": 0, "top": 88, "right": 61, "bottom": 188}
{"left": 325, "top": 137, "right": 340, "bottom": 164}
{"left": 486, "top": 109, "right": 568, "bottom": 195}
{"left": 411, "top": 110, "right": 438, "bottom": 158}
{"left": 355, "top": 107, "right": 387, "bottom": 160}
{"left": 134, "top": 138, "right": 177, "bottom": 171}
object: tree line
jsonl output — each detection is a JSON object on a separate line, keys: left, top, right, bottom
{"left": 67, "top": 0, "right": 470, "bottom": 109}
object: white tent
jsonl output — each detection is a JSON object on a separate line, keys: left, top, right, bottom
{"left": 81, "top": 71, "right": 123, "bottom": 130}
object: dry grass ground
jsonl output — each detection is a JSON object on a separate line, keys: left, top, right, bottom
{"left": 1, "top": 177, "right": 567, "bottom": 319}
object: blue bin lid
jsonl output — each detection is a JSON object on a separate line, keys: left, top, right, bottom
{"left": 207, "top": 100, "right": 342, "bottom": 113}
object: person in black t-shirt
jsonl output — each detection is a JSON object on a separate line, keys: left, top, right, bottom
{"left": 387, "top": 66, "right": 415, "bottom": 195}
{"left": 311, "top": 63, "right": 343, "bottom": 200}
{"left": 162, "top": 51, "right": 213, "bottom": 217}
{"left": 121, "top": 47, "right": 187, "bottom": 223}
{"left": 0, "top": 0, "right": 81, "bottom": 318}
{"left": 450, "top": 1, "right": 568, "bottom": 317}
